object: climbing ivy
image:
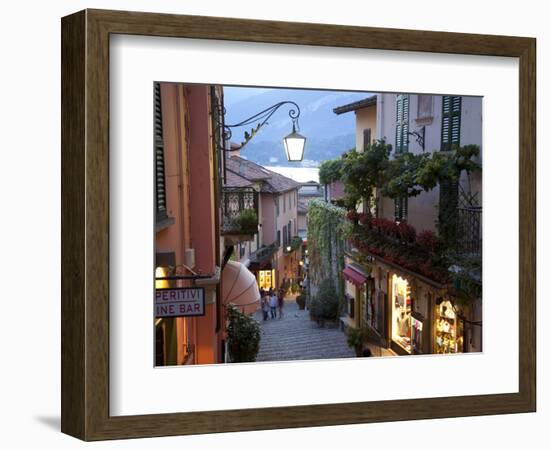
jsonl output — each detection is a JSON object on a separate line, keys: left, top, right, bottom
{"left": 307, "top": 200, "right": 347, "bottom": 294}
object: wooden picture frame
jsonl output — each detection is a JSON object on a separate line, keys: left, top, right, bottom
{"left": 61, "top": 9, "right": 536, "bottom": 441}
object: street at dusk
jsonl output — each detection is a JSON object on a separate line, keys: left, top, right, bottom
{"left": 153, "top": 83, "right": 483, "bottom": 366}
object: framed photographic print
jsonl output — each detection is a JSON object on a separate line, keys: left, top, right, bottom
{"left": 61, "top": 9, "right": 536, "bottom": 441}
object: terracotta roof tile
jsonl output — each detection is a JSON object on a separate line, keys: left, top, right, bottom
{"left": 224, "top": 169, "right": 254, "bottom": 188}
{"left": 225, "top": 156, "right": 300, "bottom": 194}
{"left": 333, "top": 95, "right": 377, "bottom": 115}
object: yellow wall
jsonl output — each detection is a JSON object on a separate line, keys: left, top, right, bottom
{"left": 355, "top": 106, "right": 377, "bottom": 151}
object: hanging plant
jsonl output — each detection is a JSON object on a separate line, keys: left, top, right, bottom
{"left": 307, "top": 199, "right": 346, "bottom": 289}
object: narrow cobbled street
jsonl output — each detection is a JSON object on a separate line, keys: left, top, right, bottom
{"left": 254, "top": 298, "right": 355, "bottom": 362}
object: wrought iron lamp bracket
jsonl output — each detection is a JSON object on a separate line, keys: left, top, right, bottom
{"left": 212, "top": 99, "right": 301, "bottom": 152}
{"left": 407, "top": 126, "right": 426, "bottom": 151}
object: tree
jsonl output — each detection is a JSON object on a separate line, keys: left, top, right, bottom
{"left": 319, "top": 158, "right": 344, "bottom": 186}
{"left": 340, "top": 140, "right": 392, "bottom": 211}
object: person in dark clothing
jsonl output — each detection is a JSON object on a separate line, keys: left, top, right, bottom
{"left": 277, "top": 288, "right": 285, "bottom": 319}
{"left": 362, "top": 347, "right": 372, "bottom": 357}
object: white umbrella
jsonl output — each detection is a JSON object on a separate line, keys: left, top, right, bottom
{"left": 221, "top": 260, "right": 260, "bottom": 314}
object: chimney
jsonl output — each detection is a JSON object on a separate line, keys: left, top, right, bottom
{"left": 229, "top": 142, "right": 241, "bottom": 158}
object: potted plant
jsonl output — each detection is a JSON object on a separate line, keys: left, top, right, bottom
{"left": 346, "top": 327, "right": 366, "bottom": 357}
{"left": 309, "top": 279, "right": 339, "bottom": 327}
{"left": 236, "top": 208, "right": 258, "bottom": 234}
{"left": 226, "top": 305, "right": 261, "bottom": 363}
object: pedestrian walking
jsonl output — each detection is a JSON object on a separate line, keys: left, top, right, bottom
{"left": 261, "top": 291, "right": 270, "bottom": 321}
{"left": 269, "top": 289, "right": 278, "bottom": 319}
{"left": 277, "top": 288, "right": 285, "bottom": 319}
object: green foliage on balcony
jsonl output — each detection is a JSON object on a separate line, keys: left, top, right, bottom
{"left": 346, "top": 218, "right": 450, "bottom": 284}
{"left": 347, "top": 216, "right": 482, "bottom": 301}
{"left": 284, "top": 235, "right": 303, "bottom": 254}
{"left": 319, "top": 141, "right": 480, "bottom": 225}
{"left": 224, "top": 208, "right": 258, "bottom": 235}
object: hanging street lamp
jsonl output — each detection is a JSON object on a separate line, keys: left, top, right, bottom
{"left": 283, "top": 123, "right": 306, "bottom": 162}
{"left": 213, "top": 98, "right": 306, "bottom": 162}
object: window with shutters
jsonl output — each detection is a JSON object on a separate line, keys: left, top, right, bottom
{"left": 276, "top": 196, "right": 280, "bottom": 216}
{"left": 277, "top": 230, "right": 281, "bottom": 246}
{"left": 416, "top": 95, "right": 433, "bottom": 122}
{"left": 154, "top": 82, "right": 168, "bottom": 223}
{"left": 282, "top": 225, "right": 287, "bottom": 247}
{"left": 441, "top": 96, "right": 462, "bottom": 151}
{"left": 363, "top": 128, "right": 372, "bottom": 151}
{"left": 394, "top": 196, "right": 408, "bottom": 223}
{"left": 395, "top": 94, "right": 409, "bottom": 153}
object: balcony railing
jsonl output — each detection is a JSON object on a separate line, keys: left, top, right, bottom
{"left": 456, "top": 206, "right": 482, "bottom": 256}
{"left": 249, "top": 242, "right": 279, "bottom": 267}
{"left": 221, "top": 187, "right": 259, "bottom": 236}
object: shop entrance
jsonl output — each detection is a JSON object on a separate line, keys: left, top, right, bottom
{"left": 435, "top": 299, "right": 464, "bottom": 353}
{"left": 391, "top": 274, "right": 412, "bottom": 354}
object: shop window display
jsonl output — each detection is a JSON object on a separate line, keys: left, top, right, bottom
{"left": 435, "top": 299, "right": 464, "bottom": 354}
{"left": 258, "top": 269, "right": 275, "bottom": 290}
{"left": 391, "top": 275, "right": 412, "bottom": 353}
{"left": 411, "top": 315, "right": 423, "bottom": 354}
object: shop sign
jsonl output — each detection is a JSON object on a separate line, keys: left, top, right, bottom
{"left": 155, "top": 287, "right": 205, "bottom": 317}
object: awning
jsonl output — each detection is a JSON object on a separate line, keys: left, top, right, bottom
{"left": 342, "top": 266, "right": 367, "bottom": 286}
{"left": 221, "top": 260, "right": 261, "bottom": 314}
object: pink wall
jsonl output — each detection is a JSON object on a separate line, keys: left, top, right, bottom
{"left": 155, "top": 83, "right": 220, "bottom": 365}
{"left": 186, "top": 85, "right": 216, "bottom": 274}
{"left": 195, "top": 304, "right": 218, "bottom": 364}
{"left": 261, "top": 193, "right": 276, "bottom": 246}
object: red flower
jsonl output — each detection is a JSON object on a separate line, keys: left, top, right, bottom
{"left": 346, "top": 209, "right": 359, "bottom": 221}
{"left": 417, "top": 230, "right": 438, "bottom": 251}
{"left": 358, "top": 212, "right": 371, "bottom": 226}
{"left": 398, "top": 222, "right": 416, "bottom": 243}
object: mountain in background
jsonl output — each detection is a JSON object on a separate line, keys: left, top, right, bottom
{"left": 223, "top": 87, "right": 371, "bottom": 167}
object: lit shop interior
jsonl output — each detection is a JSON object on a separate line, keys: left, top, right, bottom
{"left": 257, "top": 269, "right": 276, "bottom": 290}
{"left": 434, "top": 299, "right": 464, "bottom": 354}
{"left": 391, "top": 274, "right": 412, "bottom": 354}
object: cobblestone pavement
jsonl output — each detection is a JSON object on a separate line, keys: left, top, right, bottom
{"left": 254, "top": 299, "right": 356, "bottom": 362}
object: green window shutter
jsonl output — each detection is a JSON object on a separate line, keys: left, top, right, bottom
{"left": 402, "top": 95, "right": 409, "bottom": 152}
{"left": 154, "top": 82, "right": 168, "bottom": 221}
{"left": 395, "top": 94, "right": 409, "bottom": 153}
{"left": 441, "top": 96, "right": 462, "bottom": 151}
